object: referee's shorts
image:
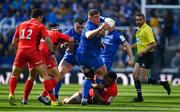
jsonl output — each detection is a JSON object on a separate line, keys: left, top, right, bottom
{"left": 137, "top": 52, "right": 154, "bottom": 69}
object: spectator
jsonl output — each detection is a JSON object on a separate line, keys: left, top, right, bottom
{"left": 171, "top": 50, "right": 180, "bottom": 71}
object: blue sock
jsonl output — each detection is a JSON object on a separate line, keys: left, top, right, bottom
{"left": 53, "top": 80, "right": 63, "bottom": 97}
{"left": 82, "top": 79, "right": 92, "bottom": 99}
{"left": 96, "top": 77, "right": 103, "bottom": 84}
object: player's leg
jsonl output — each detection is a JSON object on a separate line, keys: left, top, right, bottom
{"left": 34, "top": 64, "right": 58, "bottom": 105}
{"left": 95, "top": 64, "right": 107, "bottom": 84}
{"left": 21, "top": 68, "right": 37, "bottom": 105}
{"left": 30, "top": 51, "right": 60, "bottom": 105}
{"left": 62, "top": 90, "right": 82, "bottom": 104}
{"left": 8, "top": 66, "right": 23, "bottom": 105}
{"left": 132, "top": 63, "right": 143, "bottom": 102}
{"left": 37, "top": 66, "right": 61, "bottom": 105}
{"left": 54, "top": 59, "right": 74, "bottom": 99}
{"left": 9, "top": 50, "right": 26, "bottom": 105}
{"left": 81, "top": 57, "right": 106, "bottom": 105}
{"left": 140, "top": 68, "right": 171, "bottom": 95}
{"left": 139, "top": 51, "right": 171, "bottom": 95}
{"left": 81, "top": 68, "right": 94, "bottom": 105}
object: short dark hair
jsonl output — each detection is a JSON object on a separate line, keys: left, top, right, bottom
{"left": 74, "top": 17, "right": 85, "bottom": 25}
{"left": 107, "top": 71, "right": 117, "bottom": 81}
{"left": 31, "top": 9, "right": 44, "bottom": 18}
{"left": 88, "top": 9, "right": 100, "bottom": 17}
{"left": 136, "top": 13, "right": 145, "bottom": 19}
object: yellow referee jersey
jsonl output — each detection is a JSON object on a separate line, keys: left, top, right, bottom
{"left": 135, "top": 23, "right": 156, "bottom": 53}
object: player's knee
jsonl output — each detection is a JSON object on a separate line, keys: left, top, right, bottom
{"left": 84, "top": 70, "right": 94, "bottom": 80}
{"left": 132, "top": 72, "right": 139, "bottom": 80}
{"left": 12, "top": 67, "right": 22, "bottom": 78}
{"left": 140, "top": 76, "right": 147, "bottom": 82}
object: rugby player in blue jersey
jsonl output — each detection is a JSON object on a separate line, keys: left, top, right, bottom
{"left": 101, "top": 18, "right": 134, "bottom": 72}
{"left": 76, "top": 9, "right": 110, "bottom": 105}
{"left": 54, "top": 17, "right": 85, "bottom": 99}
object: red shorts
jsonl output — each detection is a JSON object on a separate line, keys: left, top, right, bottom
{"left": 40, "top": 52, "right": 56, "bottom": 69}
{"left": 13, "top": 49, "right": 44, "bottom": 69}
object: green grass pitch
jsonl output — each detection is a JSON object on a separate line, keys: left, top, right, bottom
{"left": 0, "top": 84, "right": 180, "bottom": 111}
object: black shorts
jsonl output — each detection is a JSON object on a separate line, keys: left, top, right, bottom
{"left": 137, "top": 52, "right": 154, "bottom": 69}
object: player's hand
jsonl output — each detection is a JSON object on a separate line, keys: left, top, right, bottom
{"left": 99, "top": 23, "right": 110, "bottom": 30}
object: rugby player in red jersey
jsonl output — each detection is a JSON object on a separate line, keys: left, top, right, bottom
{"left": 21, "top": 23, "right": 74, "bottom": 105}
{"left": 62, "top": 71, "right": 118, "bottom": 105}
{"left": 8, "top": 9, "right": 59, "bottom": 106}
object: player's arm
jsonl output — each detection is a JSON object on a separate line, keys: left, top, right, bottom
{"left": 131, "top": 43, "right": 137, "bottom": 49}
{"left": 123, "top": 41, "right": 134, "bottom": 66}
{"left": 44, "top": 36, "right": 57, "bottom": 65}
{"left": 58, "top": 33, "right": 75, "bottom": 52}
{"left": 91, "top": 83, "right": 104, "bottom": 90}
{"left": 44, "top": 36, "right": 55, "bottom": 54}
{"left": 12, "top": 36, "right": 19, "bottom": 50}
{"left": 66, "top": 38, "right": 74, "bottom": 52}
{"left": 85, "top": 23, "right": 109, "bottom": 39}
{"left": 12, "top": 25, "right": 19, "bottom": 51}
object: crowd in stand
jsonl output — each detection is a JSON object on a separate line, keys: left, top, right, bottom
{"left": 0, "top": 0, "right": 180, "bottom": 71}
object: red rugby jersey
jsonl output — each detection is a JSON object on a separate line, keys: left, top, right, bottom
{"left": 39, "top": 29, "right": 71, "bottom": 54}
{"left": 89, "top": 82, "right": 118, "bottom": 103}
{"left": 13, "top": 18, "right": 49, "bottom": 50}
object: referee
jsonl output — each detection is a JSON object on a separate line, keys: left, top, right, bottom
{"left": 131, "top": 13, "right": 171, "bottom": 102}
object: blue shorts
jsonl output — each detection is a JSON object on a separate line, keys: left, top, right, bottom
{"left": 76, "top": 51, "right": 104, "bottom": 71}
{"left": 63, "top": 54, "right": 77, "bottom": 66}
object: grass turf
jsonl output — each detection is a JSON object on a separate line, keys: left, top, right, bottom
{"left": 0, "top": 84, "right": 180, "bottom": 112}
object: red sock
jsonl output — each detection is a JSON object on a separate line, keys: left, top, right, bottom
{"left": 9, "top": 76, "right": 18, "bottom": 96}
{"left": 51, "top": 78, "right": 57, "bottom": 87}
{"left": 41, "top": 90, "right": 48, "bottom": 97}
{"left": 23, "top": 79, "right": 34, "bottom": 100}
{"left": 43, "top": 79, "right": 56, "bottom": 101}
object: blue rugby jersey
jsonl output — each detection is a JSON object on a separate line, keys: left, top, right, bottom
{"left": 101, "top": 30, "right": 126, "bottom": 64}
{"left": 64, "top": 28, "right": 81, "bottom": 56}
{"left": 77, "top": 17, "right": 105, "bottom": 57}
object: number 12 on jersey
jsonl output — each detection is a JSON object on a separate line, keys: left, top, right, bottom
{"left": 20, "top": 29, "right": 32, "bottom": 40}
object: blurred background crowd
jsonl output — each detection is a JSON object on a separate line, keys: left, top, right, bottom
{"left": 0, "top": 0, "right": 180, "bottom": 72}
